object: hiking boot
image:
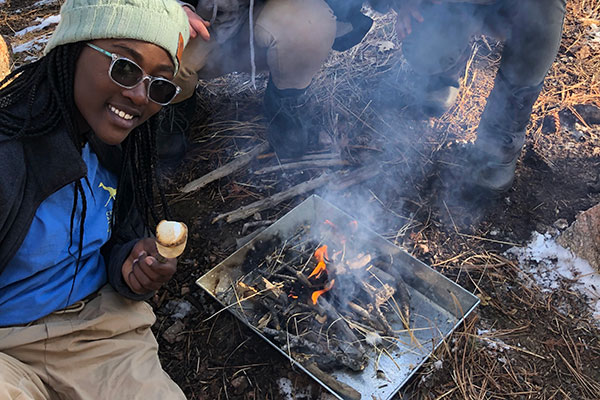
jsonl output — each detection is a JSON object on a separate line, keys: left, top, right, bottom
{"left": 156, "top": 94, "right": 197, "bottom": 164}
{"left": 468, "top": 71, "right": 544, "bottom": 195}
{"left": 378, "top": 68, "right": 460, "bottom": 119}
{"left": 415, "top": 75, "right": 460, "bottom": 118}
{"left": 420, "top": 84, "right": 460, "bottom": 118}
{"left": 264, "top": 78, "right": 311, "bottom": 159}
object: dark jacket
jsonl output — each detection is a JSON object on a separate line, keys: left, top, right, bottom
{"left": 0, "top": 84, "right": 151, "bottom": 301}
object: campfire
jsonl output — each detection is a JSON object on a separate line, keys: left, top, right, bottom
{"left": 229, "top": 218, "right": 413, "bottom": 370}
{"left": 198, "top": 195, "right": 479, "bottom": 399}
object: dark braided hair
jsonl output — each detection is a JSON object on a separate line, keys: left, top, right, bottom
{"left": 0, "top": 42, "right": 170, "bottom": 305}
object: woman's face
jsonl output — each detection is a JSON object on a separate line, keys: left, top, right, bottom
{"left": 74, "top": 38, "right": 175, "bottom": 145}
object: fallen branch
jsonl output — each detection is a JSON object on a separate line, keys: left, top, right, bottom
{"left": 304, "top": 361, "right": 362, "bottom": 400}
{"left": 211, "top": 173, "right": 334, "bottom": 224}
{"left": 328, "top": 164, "right": 381, "bottom": 191}
{"left": 181, "top": 142, "right": 270, "bottom": 193}
{"left": 283, "top": 152, "right": 342, "bottom": 162}
{"left": 253, "top": 159, "right": 349, "bottom": 175}
{"left": 241, "top": 219, "right": 275, "bottom": 235}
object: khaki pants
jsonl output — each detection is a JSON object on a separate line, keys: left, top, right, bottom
{"left": 174, "top": 0, "right": 337, "bottom": 101}
{"left": 0, "top": 285, "right": 185, "bottom": 400}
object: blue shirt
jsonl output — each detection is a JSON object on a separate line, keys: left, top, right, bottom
{"left": 0, "top": 144, "right": 118, "bottom": 326}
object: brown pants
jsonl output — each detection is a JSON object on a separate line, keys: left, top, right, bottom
{"left": 174, "top": 0, "right": 337, "bottom": 101}
{"left": 0, "top": 285, "right": 185, "bottom": 400}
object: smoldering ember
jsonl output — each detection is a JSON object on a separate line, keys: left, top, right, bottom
{"left": 2, "top": 0, "right": 600, "bottom": 399}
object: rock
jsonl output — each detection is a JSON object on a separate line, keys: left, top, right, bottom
{"left": 556, "top": 203, "right": 600, "bottom": 271}
{"left": 573, "top": 104, "right": 600, "bottom": 125}
{"left": 553, "top": 218, "right": 569, "bottom": 230}
{"left": 181, "top": 285, "right": 190, "bottom": 295}
{"left": 231, "top": 375, "right": 249, "bottom": 395}
{"left": 162, "top": 320, "right": 186, "bottom": 344}
{"left": 541, "top": 113, "right": 559, "bottom": 134}
{"left": 558, "top": 104, "right": 600, "bottom": 128}
{"left": 0, "top": 35, "right": 13, "bottom": 83}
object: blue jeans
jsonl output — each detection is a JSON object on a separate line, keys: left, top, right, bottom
{"left": 402, "top": 0, "right": 567, "bottom": 88}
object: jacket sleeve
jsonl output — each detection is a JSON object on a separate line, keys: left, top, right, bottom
{"left": 104, "top": 238, "right": 154, "bottom": 301}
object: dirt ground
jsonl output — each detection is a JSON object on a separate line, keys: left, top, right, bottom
{"left": 3, "top": 0, "right": 600, "bottom": 399}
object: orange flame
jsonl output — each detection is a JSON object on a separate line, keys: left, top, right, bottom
{"left": 308, "top": 260, "right": 326, "bottom": 279}
{"left": 311, "top": 279, "right": 335, "bottom": 305}
{"left": 308, "top": 245, "right": 328, "bottom": 279}
{"left": 314, "top": 245, "right": 329, "bottom": 261}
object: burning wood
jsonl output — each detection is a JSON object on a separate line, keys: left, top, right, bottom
{"left": 198, "top": 195, "right": 481, "bottom": 400}
{"left": 213, "top": 219, "right": 413, "bottom": 378}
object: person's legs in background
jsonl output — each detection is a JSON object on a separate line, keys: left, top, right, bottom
{"left": 470, "top": 0, "right": 567, "bottom": 195}
{"left": 254, "top": 0, "right": 337, "bottom": 158}
{"left": 401, "top": 2, "right": 483, "bottom": 117}
{"left": 157, "top": 0, "right": 337, "bottom": 164}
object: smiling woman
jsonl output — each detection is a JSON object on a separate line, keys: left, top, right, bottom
{"left": 0, "top": 0, "right": 192, "bottom": 398}
{"left": 74, "top": 39, "right": 179, "bottom": 145}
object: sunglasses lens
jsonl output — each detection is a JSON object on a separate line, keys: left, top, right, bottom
{"left": 111, "top": 58, "right": 143, "bottom": 87}
{"left": 148, "top": 79, "right": 178, "bottom": 104}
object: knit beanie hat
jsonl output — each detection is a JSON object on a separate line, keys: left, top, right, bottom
{"left": 45, "top": 0, "right": 189, "bottom": 72}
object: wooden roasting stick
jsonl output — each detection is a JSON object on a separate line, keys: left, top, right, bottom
{"left": 155, "top": 220, "right": 188, "bottom": 263}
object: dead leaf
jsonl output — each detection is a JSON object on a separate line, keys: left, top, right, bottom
{"left": 315, "top": 314, "right": 327, "bottom": 324}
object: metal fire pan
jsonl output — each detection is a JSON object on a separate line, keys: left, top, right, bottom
{"left": 197, "top": 195, "right": 479, "bottom": 400}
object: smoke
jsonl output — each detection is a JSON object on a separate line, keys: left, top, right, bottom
{"left": 193, "top": 0, "right": 562, "bottom": 236}
{"left": 310, "top": 1, "right": 526, "bottom": 237}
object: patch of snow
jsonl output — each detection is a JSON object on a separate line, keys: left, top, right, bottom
{"left": 485, "top": 338, "right": 510, "bottom": 352}
{"left": 33, "top": 0, "right": 59, "bottom": 6}
{"left": 165, "top": 300, "right": 193, "bottom": 319}
{"left": 15, "top": 15, "right": 60, "bottom": 37}
{"left": 23, "top": 55, "right": 38, "bottom": 63}
{"left": 277, "top": 377, "right": 313, "bottom": 400}
{"left": 477, "top": 331, "right": 511, "bottom": 352}
{"left": 506, "top": 231, "right": 600, "bottom": 321}
{"left": 12, "top": 35, "right": 51, "bottom": 54}
{"left": 277, "top": 378, "right": 294, "bottom": 399}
